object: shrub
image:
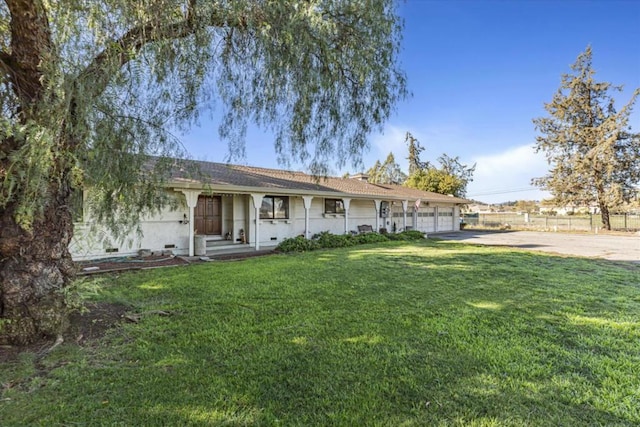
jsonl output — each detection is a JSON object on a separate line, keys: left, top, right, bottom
{"left": 313, "top": 231, "right": 355, "bottom": 248}
{"left": 387, "top": 230, "right": 426, "bottom": 241}
{"left": 278, "top": 229, "right": 424, "bottom": 253}
{"left": 353, "top": 232, "right": 389, "bottom": 244}
{"left": 404, "top": 230, "right": 427, "bottom": 240}
{"left": 276, "top": 236, "right": 320, "bottom": 252}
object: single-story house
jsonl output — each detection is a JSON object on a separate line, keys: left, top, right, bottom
{"left": 70, "top": 160, "right": 470, "bottom": 260}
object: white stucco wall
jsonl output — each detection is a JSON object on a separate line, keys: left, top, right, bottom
{"left": 71, "top": 189, "right": 462, "bottom": 260}
{"left": 70, "top": 201, "right": 191, "bottom": 260}
{"left": 246, "top": 196, "right": 394, "bottom": 247}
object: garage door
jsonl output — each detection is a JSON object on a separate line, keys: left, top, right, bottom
{"left": 437, "top": 207, "right": 454, "bottom": 231}
{"left": 417, "top": 207, "right": 436, "bottom": 232}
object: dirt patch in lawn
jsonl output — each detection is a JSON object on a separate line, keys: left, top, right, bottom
{"left": 77, "top": 254, "right": 190, "bottom": 275}
{"left": 0, "top": 302, "right": 130, "bottom": 364}
{"left": 1, "top": 251, "right": 276, "bottom": 362}
{"left": 76, "top": 250, "right": 276, "bottom": 275}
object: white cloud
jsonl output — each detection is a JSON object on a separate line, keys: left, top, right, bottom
{"left": 363, "top": 127, "right": 551, "bottom": 204}
{"left": 367, "top": 124, "right": 412, "bottom": 171}
{"left": 467, "top": 144, "right": 551, "bottom": 203}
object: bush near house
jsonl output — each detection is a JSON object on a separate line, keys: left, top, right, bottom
{"left": 276, "top": 230, "right": 425, "bottom": 252}
{"left": 353, "top": 232, "right": 390, "bottom": 244}
{"left": 385, "top": 230, "right": 426, "bottom": 241}
{"left": 273, "top": 236, "right": 321, "bottom": 252}
{"left": 313, "top": 231, "right": 355, "bottom": 248}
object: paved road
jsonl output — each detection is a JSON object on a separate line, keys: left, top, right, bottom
{"left": 435, "top": 230, "right": 640, "bottom": 262}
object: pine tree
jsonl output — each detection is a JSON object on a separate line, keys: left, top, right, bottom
{"left": 405, "top": 132, "right": 428, "bottom": 175}
{"left": 366, "top": 153, "right": 406, "bottom": 184}
{"left": 366, "top": 160, "right": 383, "bottom": 183}
{"left": 533, "top": 47, "right": 639, "bottom": 230}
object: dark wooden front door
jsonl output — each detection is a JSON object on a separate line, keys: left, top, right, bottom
{"left": 194, "top": 196, "right": 221, "bottom": 235}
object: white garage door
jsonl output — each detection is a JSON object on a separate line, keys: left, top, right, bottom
{"left": 437, "top": 208, "right": 454, "bottom": 231}
{"left": 417, "top": 207, "right": 436, "bottom": 232}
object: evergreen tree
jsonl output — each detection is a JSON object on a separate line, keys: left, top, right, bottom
{"left": 405, "top": 131, "right": 427, "bottom": 174}
{"left": 533, "top": 47, "right": 639, "bottom": 230}
{"left": 366, "top": 160, "right": 383, "bottom": 183}
{"left": 0, "top": 0, "right": 407, "bottom": 344}
{"left": 366, "top": 153, "right": 406, "bottom": 184}
{"left": 403, "top": 135, "right": 475, "bottom": 197}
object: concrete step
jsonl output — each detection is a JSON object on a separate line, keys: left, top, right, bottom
{"left": 205, "top": 239, "right": 235, "bottom": 248}
{"left": 195, "top": 235, "right": 238, "bottom": 256}
{"left": 205, "top": 244, "right": 253, "bottom": 256}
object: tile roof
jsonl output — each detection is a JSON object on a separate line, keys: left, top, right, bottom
{"left": 170, "top": 159, "right": 470, "bottom": 204}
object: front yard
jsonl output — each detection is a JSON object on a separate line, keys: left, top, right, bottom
{"left": 1, "top": 240, "right": 639, "bottom": 426}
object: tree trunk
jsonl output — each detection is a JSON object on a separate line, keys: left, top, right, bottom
{"left": 599, "top": 202, "right": 611, "bottom": 231}
{"left": 0, "top": 186, "right": 76, "bottom": 345}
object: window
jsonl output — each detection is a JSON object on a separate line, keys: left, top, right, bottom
{"left": 260, "top": 196, "right": 289, "bottom": 219}
{"left": 324, "top": 198, "right": 345, "bottom": 214}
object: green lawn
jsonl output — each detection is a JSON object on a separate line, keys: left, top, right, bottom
{"left": 2, "top": 240, "right": 639, "bottom": 426}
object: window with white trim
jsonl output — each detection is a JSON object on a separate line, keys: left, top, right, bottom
{"left": 260, "top": 196, "right": 289, "bottom": 219}
{"left": 324, "top": 198, "right": 345, "bottom": 214}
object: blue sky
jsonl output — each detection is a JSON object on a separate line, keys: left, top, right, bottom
{"left": 180, "top": 0, "right": 640, "bottom": 204}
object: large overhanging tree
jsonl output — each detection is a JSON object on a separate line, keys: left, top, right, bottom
{"left": 533, "top": 47, "right": 639, "bottom": 230}
{"left": 0, "top": 0, "right": 407, "bottom": 344}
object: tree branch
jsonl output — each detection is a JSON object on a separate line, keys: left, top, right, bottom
{"left": 6, "top": 0, "right": 52, "bottom": 103}
{"left": 77, "top": 7, "right": 230, "bottom": 99}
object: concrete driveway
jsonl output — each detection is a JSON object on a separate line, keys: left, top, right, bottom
{"left": 434, "top": 230, "right": 640, "bottom": 263}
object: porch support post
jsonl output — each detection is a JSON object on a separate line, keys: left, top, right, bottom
{"left": 302, "top": 196, "right": 314, "bottom": 239}
{"left": 373, "top": 199, "right": 381, "bottom": 232}
{"left": 434, "top": 206, "right": 438, "bottom": 232}
{"left": 342, "top": 198, "right": 352, "bottom": 234}
{"left": 250, "top": 194, "right": 264, "bottom": 250}
{"left": 178, "top": 189, "right": 201, "bottom": 257}
{"left": 402, "top": 200, "right": 408, "bottom": 231}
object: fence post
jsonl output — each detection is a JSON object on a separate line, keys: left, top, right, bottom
{"left": 625, "top": 213, "right": 628, "bottom": 230}
{"left": 590, "top": 213, "right": 593, "bottom": 231}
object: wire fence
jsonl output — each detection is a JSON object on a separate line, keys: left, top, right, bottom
{"left": 461, "top": 213, "right": 640, "bottom": 232}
